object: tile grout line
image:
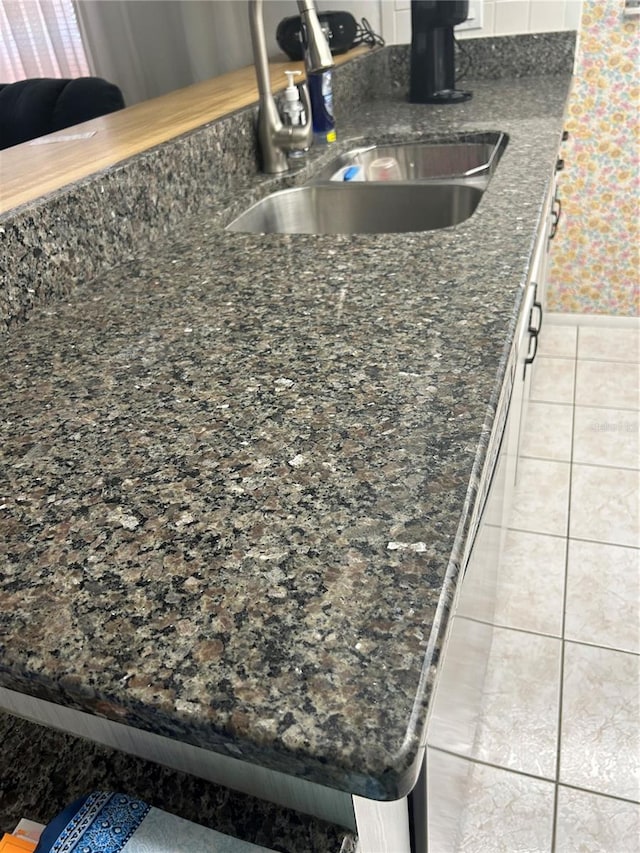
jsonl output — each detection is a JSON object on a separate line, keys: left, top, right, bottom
{"left": 552, "top": 325, "right": 640, "bottom": 825}
{"left": 571, "top": 401, "right": 640, "bottom": 413}
{"left": 554, "top": 780, "right": 640, "bottom": 808}
{"left": 564, "top": 536, "right": 640, "bottom": 552}
{"left": 455, "top": 612, "right": 561, "bottom": 640}
{"left": 550, "top": 325, "right": 579, "bottom": 853}
{"left": 431, "top": 325, "right": 639, "bottom": 849}
{"left": 505, "top": 525, "right": 568, "bottom": 541}
{"left": 428, "top": 746, "right": 640, "bottom": 807}
{"left": 454, "top": 614, "right": 640, "bottom": 657}
{"left": 446, "top": 325, "right": 639, "bottom": 850}
{"left": 537, "top": 354, "right": 640, "bottom": 366}
{"left": 563, "top": 636, "right": 640, "bottom": 658}
{"left": 505, "top": 524, "right": 640, "bottom": 552}
{"left": 518, "top": 452, "right": 639, "bottom": 473}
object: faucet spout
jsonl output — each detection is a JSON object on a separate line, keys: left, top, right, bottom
{"left": 296, "top": 0, "right": 333, "bottom": 72}
{"left": 248, "top": 0, "right": 333, "bottom": 174}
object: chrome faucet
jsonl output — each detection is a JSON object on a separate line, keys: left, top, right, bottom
{"left": 248, "top": 0, "right": 334, "bottom": 174}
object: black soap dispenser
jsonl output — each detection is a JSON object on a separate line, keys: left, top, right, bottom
{"left": 409, "top": 0, "right": 473, "bottom": 104}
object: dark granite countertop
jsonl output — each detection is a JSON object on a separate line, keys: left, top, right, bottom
{"left": 0, "top": 65, "right": 572, "bottom": 802}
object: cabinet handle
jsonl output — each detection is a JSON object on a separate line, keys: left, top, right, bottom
{"left": 530, "top": 299, "right": 543, "bottom": 335}
{"left": 524, "top": 291, "right": 543, "bottom": 374}
{"left": 525, "top": 328, "right": 539, "bottom": 367}
{"left": 562, "top": 130, "right": 569, "bottom": 141}
{"left": 550, "top": 197, "right": 562, "bottom": 238}
{"left": 556, "top": 158, "right": 565, "bottom": 171}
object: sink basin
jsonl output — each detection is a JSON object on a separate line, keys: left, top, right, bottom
{"left": 226, "top": 183, "right": 484, "bottom": 235}
{"left": 312, "top": 132, "right": 507, "bottom": 185}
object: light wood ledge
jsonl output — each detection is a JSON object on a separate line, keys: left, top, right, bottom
{"left": 0, "top": 48, "right": 369, "bottom": 216}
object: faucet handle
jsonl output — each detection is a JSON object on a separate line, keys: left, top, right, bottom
{"left": 279, "top": 80, "right": 313, "bottom": 151}
{"left": 276, "top": 74, "right": 312, "bottom": 151}
{"left": 297, "top": 80, "right": 312, "bottom": 130}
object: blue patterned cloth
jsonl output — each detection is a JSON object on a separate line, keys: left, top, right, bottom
{"left": 34, "top": 790, "right": 271, "bottom": 853}
{"left": 36, "top": 792, "right": 150, "bottom": 853}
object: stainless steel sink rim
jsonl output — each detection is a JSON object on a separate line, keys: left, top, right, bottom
{"left": 227, "top": 132, "right": 508, "bottom": 235}
{"left": 309, "top": 131, "right": 507, "bottom": 184}
{"left": 226, "top": 182, "right": 485, "bottom": 235}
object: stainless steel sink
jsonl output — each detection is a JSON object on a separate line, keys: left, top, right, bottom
{"left": 227, "top": 132, "right": 507, "bottom": 235}
{"left": 226, "top": 183, "right": 483, "bottom": 235}
{"left": 311, "top": 132, "right": 507, "bottom": 186}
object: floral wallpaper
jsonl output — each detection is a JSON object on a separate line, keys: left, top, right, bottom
{"left": 547, "top": 0, "right": 639, "bottom": 316}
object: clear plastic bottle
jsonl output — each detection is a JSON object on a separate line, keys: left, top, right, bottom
{"left": 282, "top": 70, "right": 306, "bottom": 126}
{"left": 281, "top": 70, "right": 308, "bottom": 160}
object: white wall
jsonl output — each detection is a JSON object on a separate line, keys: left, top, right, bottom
{"left": 381, "top": 0, "right": 583, "bottom": 45}
{"left": 78, "top": 0, "right": 582, "bottom": 106}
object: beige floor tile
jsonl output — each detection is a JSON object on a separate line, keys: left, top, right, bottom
{"left": 474, "top": 627, "right": 561, "bottom": 778}
{"left": 428, "top": 617, "right": 496, "bottom": 757}
{"left": 575, "top": 361, "right": 640, "bottom": 410}
{"left": 565, "top": 540, "right": 640, "bottom": 654}
{"left": 457, "top": 528, "right": 566, "bottom": 636}
{"left": 573, "top": 406, "right": 640, "bottom": 469}
{"left": 530, "top": 357, "right": 575, "bottom": 404}
{"left": 577, "top": 326, "right": 640, "bottom": 363}
{"left": 455, "top": 521, "right": 503, "bottom": 625}
{"left": 427, "top": 319, "right": 640, "bottom": 844}
{"left": 510, "top": 457, "right": 571, "bottom": 537}
{"left": 555, "top": 787, "right": 640, "bottom": 853}
{"left": 520, "top": 401, "right": 574, "bottom": 462}
{"left": 570, "top": 464, "right": 640, "bottom": 548}
{"left": 561, "top": 643, "right": 640, "bottom": 801}
{"left": 431, "top": 623, "right": 561, "bottom": 778}
{"left": 538, "top": 324, "right": 578, "bottom": 359}
{"left": 427, "top": 749, "right": 555, "bottom": 853}
{"left": 493, "top": 530, "right": 566, "bottom": 635}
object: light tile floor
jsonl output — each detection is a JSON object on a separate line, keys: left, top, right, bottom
{"left": 428, "top": 320, "right": 640, "bottom": 851}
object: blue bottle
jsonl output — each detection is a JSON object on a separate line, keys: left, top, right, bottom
{"left": 308, "top": 69, "right": 336, "bottom": 145}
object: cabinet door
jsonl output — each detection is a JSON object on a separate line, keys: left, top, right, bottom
{"left": 512, "top": 179, "right": 554, "bottom": 480}
{"left": 427, "top": 342, "right": 520, "bottom": 739}
{"left": 534, "top": 171, "right": 561, "bottom": 309}
{"left": 424, "top": 373, "right": 518, "bottom": 846}
{"left": 507, "top": 278, "right": 539, "bottom": 491}
{"left": 423, "top": 276, "right": 540, "bottom": 850}
{"left": 422, "top": 170, "right": 559, "bottom": 851}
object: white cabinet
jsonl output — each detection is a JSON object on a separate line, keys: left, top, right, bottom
{"left": 419, "top": 163, "right": 561, "bottom": 850}
{"left": 536, "top": 157, "right": 564, "bottom": 312}
{"left": 512, "top": 166, "right": 561, "bottom": 480}
{"left": 508, "top": 257, "right": 543, "bottom": 490}
{"left": 422, "top": 276, "right": 536, "bottom": 827}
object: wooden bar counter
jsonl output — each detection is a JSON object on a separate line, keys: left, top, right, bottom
{"left": 0, "top": 48, "right": 367, "bottom": 216}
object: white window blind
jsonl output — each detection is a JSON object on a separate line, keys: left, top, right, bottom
{"left": 1, "top": 0, "right": 90, "bottom": 83}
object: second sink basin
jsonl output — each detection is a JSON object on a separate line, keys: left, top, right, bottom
{"left": 227, "top": 183, "right": 483, "bottom": 235}
{"left": 312, "top": 132, "right": 508, "bottom": 185}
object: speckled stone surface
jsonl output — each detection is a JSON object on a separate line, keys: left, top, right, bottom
{"left": 0, "top": 711, "right": 356, "bottom": 852}
{"left": 0, "top": 41, "right": 573, "bottom": 808}
{"left": 0, "top": 108, "right": 261, "bottom": 329}
{"left": 0, "top": 51, "right": 385, "bottom": 332}
{"left": 1, "top": 33, "right": 575, "bottom": 332}
{"left": 387, "top": 31, "right": 577, "bottom": 92}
